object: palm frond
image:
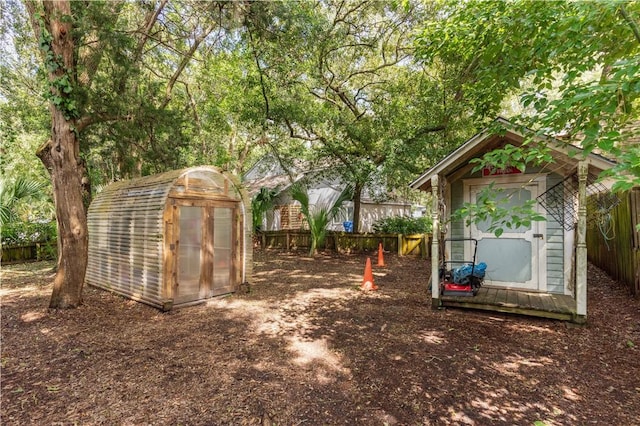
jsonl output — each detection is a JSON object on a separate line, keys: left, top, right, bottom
{"left": 0, "top": 176, "right": 48, "bottom": 225}
{"left": 252, "top": 187, "right": 278, "bottom": 229}
{"left": 291, "top": 183, "right": 352, "bottom": 255}
{"left": 0, "top": 205, "right": 12, "bottom": 225}
{"left": 290, "top": 183, "right": 310, "bottom": 218}
{"left": 12, "top": 177, "right": 46, "bottom": 200}
{"left": 328, "top": 185, "right": 353, "bottom": 220}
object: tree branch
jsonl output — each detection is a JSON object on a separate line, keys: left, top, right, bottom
{"left": 619, "top": 3, "right": 640, "bottom": 44}
{"left": 133, "top": 0, "right": 169, "bottom": 63}
{"left": 284, "top": 118, "right": 320, "bottom": 142}
{"left": 160, "top": 24, "right": 216, "bottom": 109}
{"left": 247, "top": 25, "right": 270, "bottom": 121}
{"left": 24, "top": 1, "right": 44, "bottom": 56}
{"left": 181, "top": 80, "right": 201, "bottom": 131}
{"left": 77, "top": 1, "right": 125, "bottom": 87}
{"left": 309, "top": 88, "right": 343, "bottom": 109}
{"left": 75, "top": 113, "right": 134, "bottom": 133}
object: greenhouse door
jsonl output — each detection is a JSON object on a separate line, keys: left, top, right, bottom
{"left": 175, "top": 205, "right": 205, "bottom": 304}
{"left": 209, "top": 207, "right": 234, "bottom": 297}
{"left": 174, "top": 203, "right": 237, "bottom": 304}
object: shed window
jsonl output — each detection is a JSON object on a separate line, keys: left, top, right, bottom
{"left": 213, "top": 208, "right": 233, "bottom": 292}
{"left": 173, "top": 171, "right": 231, "bottom": 196}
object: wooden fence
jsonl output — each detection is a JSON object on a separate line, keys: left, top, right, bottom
{"left": 258, "top": 230, "right": 431, "bottom": 257}
{"left": 1, "top": 241, "right": 57, "bottom": 264}
{"left": 587, "top": 188, "right": 640, "bottom": 296}
{"left": 2, "top": 231, "right": 429, "bottom": 264}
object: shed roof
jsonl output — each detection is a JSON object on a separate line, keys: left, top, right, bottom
{"left": 94, "top": 166, "right": 242, "bottom": 203}
{"left": 410, "top": 117, "right": 616, "bottom": 192}
{"left": 244, "top": 158, "right": 412, "bottom": 205}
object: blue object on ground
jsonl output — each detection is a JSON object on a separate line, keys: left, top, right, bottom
{"left": 452, "top": 262, "right": 487, "bottom": 284}
{"left": 343, "top": 221, "right": 353, "bottom": 232}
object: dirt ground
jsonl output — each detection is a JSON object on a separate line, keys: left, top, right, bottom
{"left": 1, "top": 249, "right": 640, "bottom": 425}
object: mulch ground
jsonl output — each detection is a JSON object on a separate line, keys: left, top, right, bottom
{"left": 1, "top": 248, "right": 640, "bottom": 425}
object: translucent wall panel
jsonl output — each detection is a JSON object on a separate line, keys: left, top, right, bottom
{"left": 177, "top": 206, "right": 202, "bottom": 301}
{"left": 212, "top": 208, "right": 233, "bottom": 294}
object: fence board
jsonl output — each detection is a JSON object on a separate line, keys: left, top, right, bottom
{"left": 587, "top": 189, "right": 640, "bottom": 296}
{"left": 1, "top": 242, "right": 57, "bottom": 263}
{"left": 258, "top": 230, "right": 430, "bottom": 256}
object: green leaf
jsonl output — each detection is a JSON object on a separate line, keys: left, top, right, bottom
{"left": 611, "top": 180, "right": 635, "bottom": 193}
{"left": 598, "top": 138, "right": 614, "bottom": 152}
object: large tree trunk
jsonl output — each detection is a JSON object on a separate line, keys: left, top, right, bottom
{"left": 37, "top": 135, "right": 88, "bottom": 308}
{"left": 36, "top": 0, "right": 88, "bottom": 308}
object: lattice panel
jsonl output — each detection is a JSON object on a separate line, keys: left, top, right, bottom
{"left": 537, "top": 173, "right": 620, "bottom": 231}
{"left": 279, "top": 204, "right": 304, "bottom": 230}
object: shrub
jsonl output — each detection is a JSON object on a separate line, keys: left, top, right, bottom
{"left": 1, "top": 220, "right": 57, "bottom": 247}
{"left": 372, "top": 216, "right": 432, "bottom": 234}
{"left": 36, "top": 239, "right": 58, "bottom": 260}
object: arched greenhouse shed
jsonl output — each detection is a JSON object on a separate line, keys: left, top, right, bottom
{"left": 86, "top": 166, "right": 252, "bottom": 311}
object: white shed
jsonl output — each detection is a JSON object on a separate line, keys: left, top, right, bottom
{"left": 410, "top": 118, "right": 616, "bottom": 322}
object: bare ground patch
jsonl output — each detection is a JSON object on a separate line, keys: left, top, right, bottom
{"left": 1, "top": 250, "right": 640, "bottom": 425}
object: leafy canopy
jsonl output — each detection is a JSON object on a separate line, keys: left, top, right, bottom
{"left": 416, "top": 0, "right": 640, "bottom": 191}
{"left": 416, "top": 0, "right": 640, "bottom": 233}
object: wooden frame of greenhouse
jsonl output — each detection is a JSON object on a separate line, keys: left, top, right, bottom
{"left": 85, "top": 166, "right": 252, "bottom": 311}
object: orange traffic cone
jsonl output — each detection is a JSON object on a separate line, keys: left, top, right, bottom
{"left": 376, "top": 242, "right": 385, "bottom": 267}
{"left": 361, "top": 257, "right": 378, "bottom": 291}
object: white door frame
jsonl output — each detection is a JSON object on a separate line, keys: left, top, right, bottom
{"left": 463, "top": 175, "right": 547, "bottom": 292}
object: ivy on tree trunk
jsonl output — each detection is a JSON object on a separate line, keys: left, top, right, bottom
{"left": 31, "top": 0, "right": 88, "bottom": 308}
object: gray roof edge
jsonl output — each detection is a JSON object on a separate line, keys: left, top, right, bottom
{"left": 409, "top": 117, "right": 617, "bottom": 189}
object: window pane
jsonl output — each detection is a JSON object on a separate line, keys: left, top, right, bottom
{"left": 477, "top": 188, "right": 532, "bottom": 233}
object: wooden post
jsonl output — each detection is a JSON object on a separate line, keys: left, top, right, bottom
{"left": 398, "top": 234, "right": 403, "bottom": 256}
{"left": 422, "top": 234, "right": 429, "bottom": 259}
{"left": 575, "top": 162, "right": 588, "bottom": 322}
{"left": 431, "top": 175, "right": 440, "bottom": 307}
{"left": 163, "top": 203, "right": 177, "bottom": 303}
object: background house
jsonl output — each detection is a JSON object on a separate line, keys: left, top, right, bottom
{"left": 244, "top": 156, "right": 412, "bottom": 233}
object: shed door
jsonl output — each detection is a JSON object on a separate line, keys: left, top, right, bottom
{"left": 176, "top": 206, "right": 204, "bottom": 304}
{"left": 174, "top": 203, "right": 237, "bottom": 304}
{"left": 468, "top": 182, "right": 546, "bottom": 291}
{"left": 210, "top": 207, "right": 234, "bottom": 296}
